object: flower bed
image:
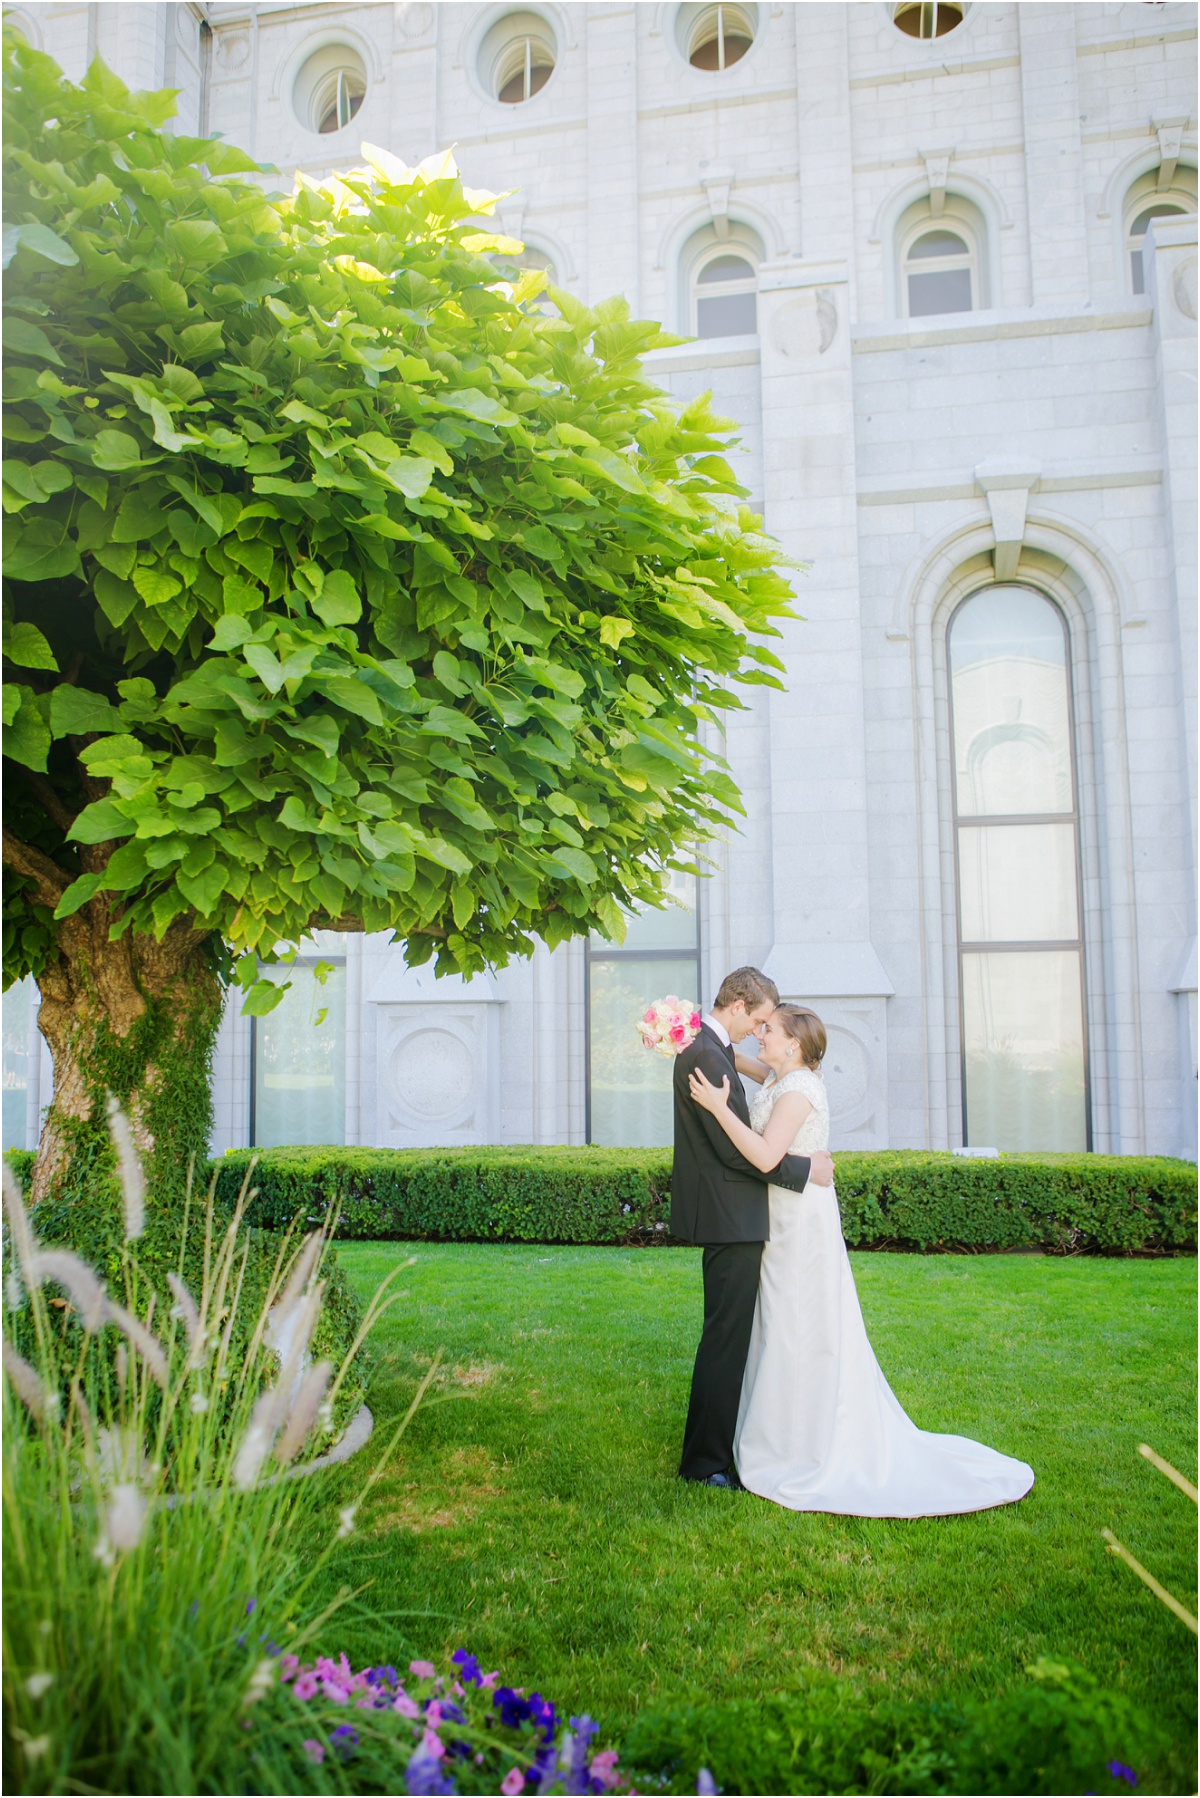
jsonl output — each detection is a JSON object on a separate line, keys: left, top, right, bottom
{"left": 204, "top": 1145, "right": 1197, "bottom": 1256}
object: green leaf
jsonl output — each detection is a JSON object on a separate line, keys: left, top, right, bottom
{"left": 209, "top": 615, "right": 254, "bottom": 652}
{"left": 92, "top": 429, "right": 150, "bottom": 472}
{"left": 312, "top": 570, "right": 362, "bottom": 627}
{"left": 415, "top": 836, "right": 472, "bottom": 876}
{"left": 177, "top": 860, "right": 227, "bottom": 916}
{"left": 600, "top": 616, "right": 635, "bottom": 651}
{"left": 547, "top": 845, "right": 599, "bottom": 884}
{"left": 50, "top": 687, "right": 122, "bottom": 736}
{"left": 3, "top": 621, "right": 57, "bottom": 670}
{"left": 3, "top": 523, "right": 80, "bottom": 582}
{"left": 132, "top": 566, "right": 183, "bottom": 607}
{"left": 222, "top": 573, "right": 261, "bottom": 616}
{"left": 53, "top": 872, "right": 106, "bottom": 919}
{"left": 2, "top": 686, "right": 50, "bottom": 770}
{"left": 66, "top": 798, "right": 133, "bottom": 844}
{"left": 94, "top": 569, "right": 140, "bottom": 627}
{"left": 112, "top": 490, "right": 168, "bottom": 543}
{"left": 240, "top": 977, "right": 290, "bottom": 1017}
{"left": 12, "top": 223, "right": 79, "bottom": 267}
{"left": 316, "top": 678, "right": 383, "bottom": 724}
{"left": 2, "top": 316, "right": 63, "bottom": 365}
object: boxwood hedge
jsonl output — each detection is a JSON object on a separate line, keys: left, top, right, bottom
{"left": 206, "top": 1145, "right": 1197, "bottom": 1256}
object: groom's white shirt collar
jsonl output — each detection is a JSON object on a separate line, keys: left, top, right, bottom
{"left": 701, "top": 1012, "right": 732, "bottom": 1050}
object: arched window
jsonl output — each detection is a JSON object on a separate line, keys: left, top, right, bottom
{"left": 1127, "top": 200, "right": 1192, "bottom": 295}
{"left": 904, "top": 226, "right": 975, "bottom": 317}
{"left": 948, "top": 586, "right": 1089, "bottom": 1152}
{"left": 693, "top": 250, "right": 758, "bottom": 337}
{"left": 893, "top": 1, "right": 965, "bottom": 37}
{"left": 293, "top": 46, "right": 367, "bottom": 136}
{"left": 479, "top": 12, "right": 557, "bottom": 104}
{"left": 678, "top": 3, "right": 758, "bottom": 70}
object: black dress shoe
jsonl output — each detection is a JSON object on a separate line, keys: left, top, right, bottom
{"left": 698, "top": 1469, "right": 743, "bottom": 1490}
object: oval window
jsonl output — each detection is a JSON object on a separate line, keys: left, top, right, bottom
{"left": 893, "top": 2, "right": 965, "bottom": 39}
{"left": 294, "top": 45, "right": 367, "bottom": 136}
{"left": 685, "top": 3, "right": 756, "bottom": 70}
{"left": 480, "top": 13, "right": 557, "bottom": 105}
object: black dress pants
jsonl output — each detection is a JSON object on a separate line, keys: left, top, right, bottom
{"left": 679, "top": 1239, "right": 764, "bottom": 1481}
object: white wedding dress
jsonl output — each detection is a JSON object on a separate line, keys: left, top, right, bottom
{"left": 733, "top": 1068, "right": 1034, "bottom": 1517}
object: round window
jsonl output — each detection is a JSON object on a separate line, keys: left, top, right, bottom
{"left": 676, "top": 3, "right": 757, "bottom": 70}
{"left": 479, "top": 12, "right": 557, "bottom": 105}
{"left": 293, "top": 44, "right": 367, "bottom": 135}
{"left": 893, "top": 2, "right": 965, "bottom": 39}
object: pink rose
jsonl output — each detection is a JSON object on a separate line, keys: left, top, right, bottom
{"left": 409, "top": 1660, "right": 437, "bottom": 1679}
{"left": 643, "top": 1007, "right": 657, "bottom": 1024}
{"left": 690, "top": 1013, "right": 701, "bottom": 1029}
{"left": 669, "top": 1023, "right": 686, "bottom": 1043}
{"left": 500, "top": 1771, "right": 525, "bottom": 1796}
{"left": 302, "top": 1739, "right": 325, "bottom": 1765}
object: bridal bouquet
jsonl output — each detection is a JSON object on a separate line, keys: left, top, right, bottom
{"left": 637, "top": 996, "right": 702, "bottom": 1058}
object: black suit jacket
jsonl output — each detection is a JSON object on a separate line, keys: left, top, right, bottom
{"left": 669, "top": 1024, "right": 812, "bottom": 1244}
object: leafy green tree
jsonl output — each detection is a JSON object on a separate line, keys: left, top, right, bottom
{"left": 2, "top": 38, "right": 796, "bottom": 1207}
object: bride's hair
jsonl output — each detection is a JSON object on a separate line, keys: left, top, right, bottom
{"left": 774, "top": 1005, "right": 826, "bottom": 1070}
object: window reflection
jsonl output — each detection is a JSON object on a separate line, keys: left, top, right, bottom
{"left": 587, "top": 871, "right": 699, "bottom": 1146}
{"left": 251, "top": 938, "right": 348, "bottom": 1148}
{"left": 948, "top": 586, "right": 1088, "bottom": 1150}
{"left": 962, "top": 952, "right": 1087, "bottom": 1152}
{"left": 2, "top": 976, "right": 34, "bottom": 1153}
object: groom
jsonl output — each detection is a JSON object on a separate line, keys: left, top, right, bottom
{"left": 672, "top": 966, "right": 834, "bottom": 1488}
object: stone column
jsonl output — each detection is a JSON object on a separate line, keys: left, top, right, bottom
{"left": 1017, "top": 4, "right": 1090, "bottom": 309}
{"left": 1145, "top": 214, "right": 1198, "bottom": 1157}
{"left": 583, "top": 4, "right": 639, "bottom": 309}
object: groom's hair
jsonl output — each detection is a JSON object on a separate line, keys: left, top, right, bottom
{"left": 713, "top": 966, "right": 779, "bottom": 1012}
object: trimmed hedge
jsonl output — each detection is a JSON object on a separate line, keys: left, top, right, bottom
{"left": 209, "top": 1144, "right": 1197, "bottom": 1256}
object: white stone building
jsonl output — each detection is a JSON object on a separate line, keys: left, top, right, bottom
{"left": 3, "top": 0, "right": 1196, "bottom": 1161}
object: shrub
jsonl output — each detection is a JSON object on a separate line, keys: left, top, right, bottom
{"left": 619, "top": 1659, "right": 1158, "bottom": 1796}
{"left": 209, "top": 1146, "right": 1196, "bottom": 1255}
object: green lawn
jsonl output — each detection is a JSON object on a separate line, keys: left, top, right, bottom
{"left": 308, "top": 1245, "right": 1197, "bottom": 1786}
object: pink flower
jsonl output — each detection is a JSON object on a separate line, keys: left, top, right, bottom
{"left": 278, "top": 1655, "right": 300, "bottom": 1682}
{"left": 317, "top": 1654, "right": 352, "bottom": 1683}
{"left": 480, "top": 1672, "right": 500, "bottom": 1690}
{"left": 689, "top": 1012, "right": 701, "bottom": 1029}
{"left": 320, "top": 1678, "right": 351, "bottom": 1703}
{"left": 590, "top": 1751, "right": 621, "bottom": 1790}
{"left": 669, "top": 1023, "right": 686, "bottom": 1044}
{"left": 643, "top": 1007, "right": 657, "bottom": 1024}
{"left": 292, "top": 1672, "right": 320, "bottom": 1701}
{"left": 393, "top": 1692, "right": 421, "bottom": 1719}
{"left": 302, "top": 1739, "right": 325, "bottom": 1765}
{"left": 425, "top": 1701, "right": 443, "bottom": 1728}
{"left": 500, "top": 1771, "right": 525, "bottom": 1796}
{"left": 422, "top": 1728, "right": 445, "bottom": 1759}
{"left": 409, "top": 1659, "right": 437, "bottom": 1678}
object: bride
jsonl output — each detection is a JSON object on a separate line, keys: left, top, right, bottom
{"left": 688, "top": 1005, "right": 1034, "bottom": 1517}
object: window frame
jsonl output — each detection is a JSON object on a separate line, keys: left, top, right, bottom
{"left": 584, "top": 890, "right": 702, "bottom": 1146}
{"left": 248, "top": 941, "right": 349, "bottom": 1149}
{"left": 892, "top": 1, "right": 966, "bottom": 40}
{"left": 946, "top": 585, "right": 1092, "bottom": 1151}
{"left": 690, "top": 243, "right": 759, "bottom": 339}
{"left": 1125, "top": 194, "right": 1194, "bottom": 296}
{"left": 901, "top": 220, "right": 976, "bottom": 320}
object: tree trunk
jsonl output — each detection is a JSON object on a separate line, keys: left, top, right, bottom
{"left": 29, "top": 896, "right": 221, "bottom": 1228}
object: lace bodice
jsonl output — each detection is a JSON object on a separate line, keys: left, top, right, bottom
{"left": 750, "top": 1066, "right": 829, "bottom": 1155}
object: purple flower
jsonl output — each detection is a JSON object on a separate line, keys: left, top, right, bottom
{"left": 565, "top": 1716, "right": 599, "bottom": 1795}
{"left": 188, "top": 1600, "right": 199, "bottom": 1621}
{"left": 405, "top": 1746, "right": 458, "bottom": 1796}
{"left": 331, "top": 1724, "right": 359, "bottom": 1763}
{"left": 1108, "top": 1765, "right": 1138, "bottom": 1789}
{"left": 451, "top": 1650, "right": 483, "bottom": 1687}
{"left": 235, "top": 1633, "right": 247, "bottom": 1648}
{"left": 493, "top": 1687, "right": 533, "bottom": 1730}
{"left": 697, "top": 1771, "right": 719, "bottom": 1796}
{"left": 245, "top": 1598, "right": 257, "bottom": 1617}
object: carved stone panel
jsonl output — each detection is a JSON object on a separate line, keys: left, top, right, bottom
{"left": 373, "top": 1002, "right": 498, "bottom": 1146}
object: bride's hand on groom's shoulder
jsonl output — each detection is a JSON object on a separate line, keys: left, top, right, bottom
{"left": 688, "top": 1067, "right": 730, "bottom": 1112}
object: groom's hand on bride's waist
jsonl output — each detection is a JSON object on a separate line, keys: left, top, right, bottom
{"left": 806, "top": 1151, "right": 834, "bottom": 1188}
